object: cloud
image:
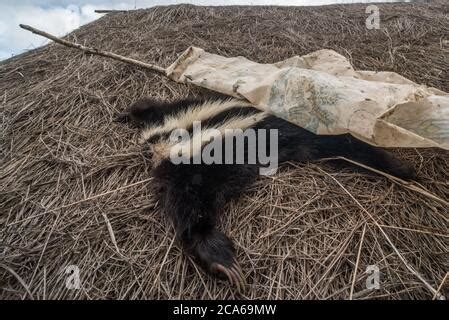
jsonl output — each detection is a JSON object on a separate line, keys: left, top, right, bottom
{"left": 0, "top": 2, "right": 132, "bottom": 60}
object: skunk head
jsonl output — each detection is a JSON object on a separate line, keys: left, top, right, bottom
{"left": 115, "top": 97, "right": 168, "bottom": 127}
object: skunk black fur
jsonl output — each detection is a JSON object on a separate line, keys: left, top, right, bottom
{"left": 117, "top": 96, "right": 415, "bottom": 287}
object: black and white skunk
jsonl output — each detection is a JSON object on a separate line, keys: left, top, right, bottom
{"left": 117, "top": 95, "right": 415, "bottom": 289}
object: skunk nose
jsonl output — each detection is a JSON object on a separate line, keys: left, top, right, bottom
{"left": 114, "top": 112, "right": 130, "bottom": 123}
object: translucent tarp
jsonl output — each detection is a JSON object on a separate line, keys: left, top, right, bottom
{"left": 167, "top": 47, "right": 448, "bottom": 149}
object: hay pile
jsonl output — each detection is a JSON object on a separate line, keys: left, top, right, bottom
{"left": 1, "top": 3, "right": 448, "bottom": 300}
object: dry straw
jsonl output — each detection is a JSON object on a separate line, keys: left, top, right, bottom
{"left": 1, "top": 3, "right": 448, "bottom": 299}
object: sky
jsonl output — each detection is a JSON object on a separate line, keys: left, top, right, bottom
{"left": 0, "top": 0, "right": 411, "bottom": 61}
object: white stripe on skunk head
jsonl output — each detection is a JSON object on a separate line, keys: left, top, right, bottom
{"left": 137, "top": 98, "right": 268, "bottom": 166}
{"left": 139, "top": 98, "right": 253, "bottom": 144}
{"left": 151, "top": 112, "right": 269, "bottom": 165}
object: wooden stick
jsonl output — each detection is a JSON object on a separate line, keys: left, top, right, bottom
{"left": 19, "top": 24, "right": 167, "bottom": 76}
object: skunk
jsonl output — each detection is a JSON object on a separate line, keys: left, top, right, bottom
{"left": 117, "top": 96, "right": 415, "bottom": 290}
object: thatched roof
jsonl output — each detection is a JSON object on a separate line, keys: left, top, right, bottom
{"left": 1, "top": 3, "right": 448, "bottom": 300}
